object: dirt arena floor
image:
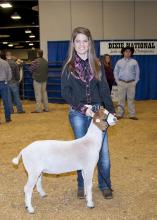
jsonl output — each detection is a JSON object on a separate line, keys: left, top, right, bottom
{"left": 0, "top": 100, "right": 157, "bottom": 220}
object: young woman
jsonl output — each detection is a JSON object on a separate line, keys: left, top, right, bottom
{"left": 103, "top": 54, "right": 115, "bottom": 92}
{"left": 61, "top": 27, "right": 115, "bottom": 199}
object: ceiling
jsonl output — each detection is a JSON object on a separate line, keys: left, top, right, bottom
{"left": 0, "top": 0, "right": 39, "bottom": 50}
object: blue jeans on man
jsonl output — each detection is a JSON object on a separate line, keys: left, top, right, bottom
{"left": 0, "top": 81, "right": 11, "bottom": 121}
{"left": 68, "top": 107, "right": 111, "bottom": 192}
{"left": 8, "top": 82, "right": 24, "bottom": 113}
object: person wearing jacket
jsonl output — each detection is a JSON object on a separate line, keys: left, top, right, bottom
{"left": 61, "top": 27, "right": 115, "bottom": 200}
{"left": 29, "top": 49, "right": 49, "bottom": 113}
{"left": 6, "top": 51, "right": 25, "bottom": 114}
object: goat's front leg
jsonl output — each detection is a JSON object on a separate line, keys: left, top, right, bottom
{"left": 24, "top": 173, "right": 39, "bottom": 214}
{"left": 36, "top": 174, "right": 47, "bottom": 197}
{"left": 83, "top": 170, "right": 94, "bottom": 208}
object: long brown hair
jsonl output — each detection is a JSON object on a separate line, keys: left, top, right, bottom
{"left": 62, "top": 27, "right": 101, "bottom": 80}
{"left": 103, "top": 54, "right": 112, "bottom": 68}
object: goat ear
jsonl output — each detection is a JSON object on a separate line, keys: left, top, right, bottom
{"left": 96, "top": 119, "right": 100, "bottom": 123}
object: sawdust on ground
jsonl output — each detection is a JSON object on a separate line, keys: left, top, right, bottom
{"left": 0, "top": 100, "right": 157, "bottom": 220}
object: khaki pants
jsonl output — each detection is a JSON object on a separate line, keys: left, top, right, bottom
{"left": 117, "top": 81, "right": 136, "bottom": 117}
{"left": 33, "top": 80, "right": 48, "bottom": 112}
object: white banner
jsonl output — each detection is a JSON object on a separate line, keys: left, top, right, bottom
{"left": 100, "top": 41, "right": 157, "bottom": 55}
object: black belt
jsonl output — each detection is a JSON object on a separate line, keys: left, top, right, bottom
{"left": 119, "top": 79, "right": 135, "bottom": 83}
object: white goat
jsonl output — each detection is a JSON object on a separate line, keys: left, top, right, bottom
{"left": 12, "top": 108, "right": 117, "bottom": 214}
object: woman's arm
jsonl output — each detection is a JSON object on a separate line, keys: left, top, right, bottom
{"left": 61, "top": 70, "right": 77, "bottom": 105}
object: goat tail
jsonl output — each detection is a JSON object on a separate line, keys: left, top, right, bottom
{"left": 12, "top": 151, "right": 22, "bottom": 166}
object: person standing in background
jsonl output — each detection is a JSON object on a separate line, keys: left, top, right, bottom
{"left": 6, "top": 51, "right": 25, "bottom": 114}
{"left": 61, "top": 27, "right": 115, "bottom": 200}
{"left": 29, "top": 49, "right": 49, "bottom": 113}
{"left": 0, "top": 51, "right": 12, "bottom": 122}
{"left": 102, "top": 54, "right": 115, "bottom": 93}
{"left": 114, "top": 46, "right": 140, "bottom": 120}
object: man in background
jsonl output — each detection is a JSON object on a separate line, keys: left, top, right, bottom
{"left": 6, "top": 51, "right": 25, "bottom": 114}
{"left": 29, "top": 49, "right": 49, "bottom": 113}
{"left": 114, "top": 46, "right": 140, "bottom": 120}
{"left": 0, "top": 51, "right": 12, "bottom": 122}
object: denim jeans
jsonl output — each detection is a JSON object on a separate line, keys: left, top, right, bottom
{"left": 69, "top": 107, "right": 111, "bottom": 191}
{"left": 0, "top": 81, "right": 11, "bottom": 121}
{"left": 8, "top": 83, "right": 24, "bottom": 113}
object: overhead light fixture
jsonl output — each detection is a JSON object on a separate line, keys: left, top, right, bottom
{"left": 29, "top": 34, "right": 35, "bottom": 38}
{"left": 14, "top": 45, "right": 24, "bottom": 49}
{"left": 0, "top": 2, "right": 12, "bottom": 8}
{"left": 32, "top": 5, "right": 38, "bottom": 11}
{"left": 25, "top": 29, "right": 32, "bottom": 34}
{"left": 29, "top": 43, "right": 34, "bottom": 46}
{"left": 3, "top": 41, "right": 8, "bottom": 44}
{"left": 11, "top": 12, "right": 21, "bottom": 20}
{"left": 8, "top": 43, "right": 13, "bottom": 47}
{"left": 0, "top": 34, "right": 10, "bottom": 38}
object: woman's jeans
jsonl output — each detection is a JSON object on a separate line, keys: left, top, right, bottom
{"left": 69, "top": 108, "right": 111, "bottom": 191}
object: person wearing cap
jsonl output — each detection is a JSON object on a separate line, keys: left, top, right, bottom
{"left": 113, "top": 46, "right": 140, "bottom": 120}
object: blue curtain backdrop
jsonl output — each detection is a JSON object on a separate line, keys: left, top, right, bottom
{"left": 48, "top": 41, "right": 157, "bottom": 100}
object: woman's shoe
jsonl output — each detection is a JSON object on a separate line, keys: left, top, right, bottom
{"left": 101, "top": 189, "right": 113, "bottom": 199}
{"left": 77, "top": 189, "right": 85, "bottom": 199}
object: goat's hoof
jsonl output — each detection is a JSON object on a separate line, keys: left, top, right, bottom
{"left": 87, "top": 205, "right": 95, "bottom": 209}
{"left": 40, "top": 192, "right": 47, "bottom": 198}
{"left": 89, "top": 206, "right": 95, "bottom": 209}
{"left": 87, "top": 202, "right": 95, "bottom": 209}
{"left": 25, "top": 206, "right": 35, "bottom": 214}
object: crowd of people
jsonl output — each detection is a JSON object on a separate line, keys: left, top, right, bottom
{"left": 0, "top": 49, "right": 49, "bottom": 123}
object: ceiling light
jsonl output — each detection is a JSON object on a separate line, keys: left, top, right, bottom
{"left": 25, "top": 29, "right": 32, "bottom": 34}
{"left": 0, "top": 2, "right": 12, "bottom": 8}
{"left": 3, "top": 41, "right": 8, "bottom": 44}
{"left": 29, "top": 34, "right": 35, "bottom": 38}
{"left": 29, "top": 43, "right": 34, "bottom": 46}
{"left": 11, "top": 12, "right": 21, "bottom": 20}
{"left": 14, "top": 45, "right": 24, "bottom": 49}
{"left": 8, "top": 43, "right": 13, "bottom": 47}
{"left": 0, "top": 34, "right": 10, "bottom": 38}
{"left": 32, "top": 5, "right": 38, "bottom": 11}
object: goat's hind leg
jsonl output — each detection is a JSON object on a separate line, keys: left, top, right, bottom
{"left": 36, "top": 174, "right": 47, "bottom": 197}
{"left": 82, "top": 169, "right": 95, "bottom": 208}
{"left": 24, "top": 172, "right": 40, "bottom": 214}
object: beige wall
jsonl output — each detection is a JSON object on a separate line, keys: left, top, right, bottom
{"left": 71, "top": 1, "right": 103, "bottom": 39}
{"left": 103, "top": 1, "right": 135, "bottom": 39}
{"left": 39, "top": 0, "right": 157, "bottom": 58}
{"left": 135, "top": 2, "right": 157, "bottom": 39}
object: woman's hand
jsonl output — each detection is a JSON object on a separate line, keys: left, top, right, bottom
{"left": 85, "top": 105, "right": 94, "bottom": 117}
